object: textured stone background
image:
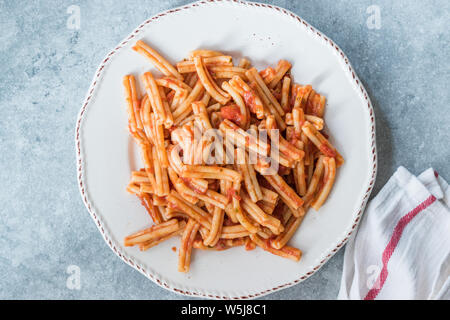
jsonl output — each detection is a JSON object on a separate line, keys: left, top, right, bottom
{"left": 0, "top": 0, "right": 448, "bottom": 299}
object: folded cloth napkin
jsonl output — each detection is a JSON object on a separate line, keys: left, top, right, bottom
{"left": 338, "top": 167, "right": 450, "bottom": 300}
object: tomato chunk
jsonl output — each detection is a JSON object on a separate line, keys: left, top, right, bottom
{"left": 220, "top": 104, "right": 243, "bottom": 126}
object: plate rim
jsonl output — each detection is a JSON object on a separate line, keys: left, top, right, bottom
{"left": 75, "top": 0, "right": 377, "bottom": 299}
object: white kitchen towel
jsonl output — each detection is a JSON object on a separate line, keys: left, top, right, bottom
{"left": 338, "top": 166, "right": 450, "bottom": 300}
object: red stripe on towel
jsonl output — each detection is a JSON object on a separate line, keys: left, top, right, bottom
{"left": 364, "top": 195, "right": 436, "bottom": 300}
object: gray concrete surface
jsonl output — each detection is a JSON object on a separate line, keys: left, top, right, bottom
{"left": 0, "top": 0, "right": 448, "bottom": 299}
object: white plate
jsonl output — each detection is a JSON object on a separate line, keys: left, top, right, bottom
{"left": 75, "top": 0, "right": 377, "bottom": 299}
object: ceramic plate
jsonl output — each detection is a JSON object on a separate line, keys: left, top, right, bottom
{"left": 75, "top": 0, "right": 377, "bottom": 299}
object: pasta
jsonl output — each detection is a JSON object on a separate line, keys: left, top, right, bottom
{"left": 122, "top": 40, "right": 343, "bottom": 272}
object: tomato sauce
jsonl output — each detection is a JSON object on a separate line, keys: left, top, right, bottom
{"left": 243, "top": 91, "right": 258, "bottom": 114}
{"left": 226, "top": 188, "right": 241, "bottom": 202}
{"left": 220, "top": 104, "right": 243, "bottom": 126}
{"left": 319, "top": 143, "right": 336, "bottom": 158}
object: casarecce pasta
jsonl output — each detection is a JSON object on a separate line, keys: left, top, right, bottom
{"left": 122, "top": 40, "right": 343, "bottom": 272}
